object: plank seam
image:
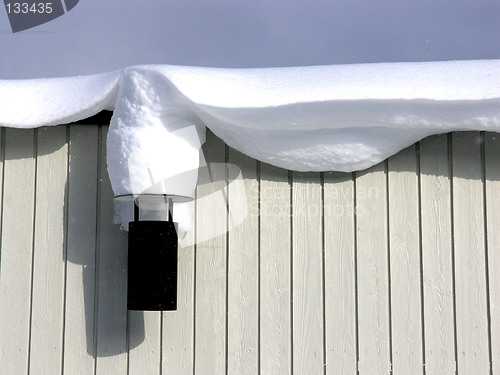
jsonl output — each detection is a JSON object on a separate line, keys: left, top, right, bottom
{"left": 257, "top": 161, "right": 262, "bottom": 375}
{"left": 0, "top": 127, "right": 6, "bottom": 275}
{"left": 225, "top": 144, "right": 230, "bottom": 375}
{"left": 0, "top": 128, "right": 5, "bottom": 273}
{"left": 353, "top": 171, "right": 360, "bottom": 375}
{"left": 125, "top": 310, "right": 131, "bottom": 375}
{"left": 385, "top": 159, "right": 393, "bottom": 375}
{"left": 449, "top": 132, "right": 459, "bottom": 375}
{"left": 321, "top": 172, "right": 327, "bottom": 375}
{"left": 159, "top": 312, "right": 163, "bottom": 375}
{"left": 289, "top": 170, "right": 294, "bottom": 375}
{"left": 60, "top": 125, "right": 71, "bottom": 374}
{"left": 481, "top": 131, "right": 494, "bottom": 375}
{"left": 93, "top": 125, "right": 103, "bottom": 375}
{"left": 27, "top": 128, "right": 38, "bottom": 375}
{"left": 192, "top": 178, "right": 198, "bottom": 375}
{"left": 416, "top": 141, "right": 427, "bottom": 375}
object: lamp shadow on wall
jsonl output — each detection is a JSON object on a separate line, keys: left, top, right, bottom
{"left": 2, "top": 122, "right": 498, "bottom": 362}
{"left": 0, "top": 123, "right": 144, "bottom": 361}
{"left": 64, "top": 213, "right": 145, "bottom": 359}
{"left": 60, "top": 121, "right": 146, "bottom": 358}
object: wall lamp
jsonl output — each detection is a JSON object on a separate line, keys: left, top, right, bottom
{"left": 124, "top": 194, "right": 184, "bottom": 311}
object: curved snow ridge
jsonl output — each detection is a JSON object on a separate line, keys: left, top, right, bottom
{"left": 153, "top": 59, "right": 500, "bottom": 106}
{"left": 0, "top": 59, "right": 498, "bottom": 128}
{"left": 0, "top": 59, "right": 499, "bottom": 177}
{"left": 0, "top": 71, "right": 121, "bottom": 128}
{"left": 194, "top": 98, "right": 500, "bottom": 132}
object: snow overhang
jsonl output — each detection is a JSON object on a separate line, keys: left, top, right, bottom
{"left": 0, "top": 60, "right": 499, "bottom": 233}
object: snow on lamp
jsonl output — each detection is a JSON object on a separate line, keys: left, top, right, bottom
{"left": 108, "top": 69, "right": 205, "bottom": 311}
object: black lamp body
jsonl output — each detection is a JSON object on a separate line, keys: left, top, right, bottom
{"left": 127, "top": 198, "right": 179, "bottom": 311}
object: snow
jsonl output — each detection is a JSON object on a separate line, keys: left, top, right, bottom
{"left": 107, "top": 68, "right": 205, "bottom": 199}
{"left": 0, "top": 60, "right": 499, "bottom": 233}
{"left": 0, "top": 72, "right": 120, "bottom": 127}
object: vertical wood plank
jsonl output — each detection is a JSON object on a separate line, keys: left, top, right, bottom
{"left": 259, "top": 164, "right": 292, "bottom": 375}
{"left": 0, "top": 128, "right": 3, "bottom": 263}
{"left": 452, "top": 132, "right": 490, "bottom": 374}
{"left": 227, "top": 148, "right": 259, "bottom": 375}
{"left": 63, "top": 125, "right": 99, "bottom": 375}
{"left": 95, "top": 125, "right": 129, "bottom": 374}
{"left": 483, "top": 132, "right": 499, "bottom": 375}
{"left": 0, "top": 128, "right": 36, "bottom": 375}
{"left": 0, "top": 128, "right": 3, "bottom": 275}
{"left": 128, "top": 311, "right": 161, "bottom": 375}
{"left": 355, "top": 162, "right": 391, "bottom": 375}
{"left": 419, "top": 134, "right": 456, "bottom": 375}
{"left": 194, "top": 131, "right": 227, "bottom": 375}
{"left": 388, "top": 145, "right": 424, "bottom": 375}
{"left": 162, "top": 200, "right": 195, "bottom": 375}
{"left": 29, "top": 126, "right": 68, "bottom": 374}
{"left": 323, "top": 171, "right": 357, "bottom": 375}
{"left": 292, "top": 171, "right": 324, "bottom": 374}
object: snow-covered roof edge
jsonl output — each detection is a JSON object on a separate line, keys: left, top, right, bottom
{"left": 0, "top": 60, "right": 498, "bottom": 233}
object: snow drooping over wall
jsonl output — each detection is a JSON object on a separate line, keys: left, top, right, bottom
{"left": 107, "top": 68, "right": 205, "bottom": 199}
{"left": 0, "top": 60, "right": 499, "bottom": 232}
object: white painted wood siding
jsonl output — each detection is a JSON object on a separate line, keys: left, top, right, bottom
{"left": 0, "top": 126, "right": 497, "bottom": 375}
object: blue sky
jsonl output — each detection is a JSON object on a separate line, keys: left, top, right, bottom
{"left": 1, "top": 0, "right": 499, "bottom": 79}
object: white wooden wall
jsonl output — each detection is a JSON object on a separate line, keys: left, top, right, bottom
{"left": 0, "top": 124, "right": 498, "bottom": 375}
